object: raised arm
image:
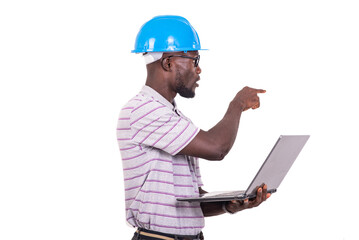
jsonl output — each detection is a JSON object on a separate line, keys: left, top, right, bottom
{"left": 178, "top": 86, "right": 266, "bottom": 160}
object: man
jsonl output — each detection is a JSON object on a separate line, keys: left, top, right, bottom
{"left": 117, "top": 15, "right": 270, "bottom": 240}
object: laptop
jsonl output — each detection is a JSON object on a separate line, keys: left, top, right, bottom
{"left": 177, "top": 135, "right": 310, "bottom": 202}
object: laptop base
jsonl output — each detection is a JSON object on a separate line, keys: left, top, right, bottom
{"left": 177, "top": 189, "right": 277, "bottom": 202}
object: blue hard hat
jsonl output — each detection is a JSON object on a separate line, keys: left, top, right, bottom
{"left": 132, "top": 15, "right": 206, "bottom": 53}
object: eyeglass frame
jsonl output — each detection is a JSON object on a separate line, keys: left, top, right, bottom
{"left": 161, "top": 55, "right": 200, "bottom": 68}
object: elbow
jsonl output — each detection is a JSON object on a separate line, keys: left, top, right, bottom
{"left": 213, "top": 154, "right": 225, "bottom": 161}
{"left": 210, "top": 146, "right": 230, "bottom": 161}
{"left": 187, "top": 130, "right": 232, "bottom": 161}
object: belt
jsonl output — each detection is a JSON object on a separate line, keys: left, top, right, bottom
{"left": 135, "top": 228, "right": 203, "bottom": 240}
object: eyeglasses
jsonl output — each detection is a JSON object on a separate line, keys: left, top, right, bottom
{"left": 164, "top": 55, "right": 200, "bottom": 67}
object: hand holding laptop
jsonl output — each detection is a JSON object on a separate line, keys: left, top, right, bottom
{"left": 224, "top": 183, "right": 271, "bottom": 214}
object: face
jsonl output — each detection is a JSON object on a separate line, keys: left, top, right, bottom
{"left": 170, "top": 51, "right": 201, "bottom": 98}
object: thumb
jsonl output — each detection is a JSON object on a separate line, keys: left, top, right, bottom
{"left": 242, "top": 199, "right": 249, "bottom": 209}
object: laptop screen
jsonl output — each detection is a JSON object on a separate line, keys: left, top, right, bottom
{"left": 245, "top": 135, "right": 310, "bottom": 196}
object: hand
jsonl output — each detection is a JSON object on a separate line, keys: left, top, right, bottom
{"left": 225, "top": 184, "right": 271, "bottom": 213}
{"left": 235, "top": 86, "right": 266, "bottom": 111}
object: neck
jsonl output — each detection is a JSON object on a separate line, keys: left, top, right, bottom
{"left": 145, "top": 79, "right": 176, "bottom": 104}
{"left": 145, "top": 67, "right": 176, "bottom": 104}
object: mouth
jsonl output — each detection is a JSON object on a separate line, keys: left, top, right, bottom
{"left": 195, "top": 78, "right": 200, "bottom": 87}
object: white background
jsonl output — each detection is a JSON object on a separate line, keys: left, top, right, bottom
{"left": 1, "top": 0, "right": 358, "bottom": 239}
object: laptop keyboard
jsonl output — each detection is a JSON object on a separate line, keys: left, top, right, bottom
{"left": 202, "top": 190, "right": 245, "bottom": 198}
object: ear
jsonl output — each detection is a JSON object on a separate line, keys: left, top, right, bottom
{"left": 161, "top": 57, "right": 172, "bottom": 72}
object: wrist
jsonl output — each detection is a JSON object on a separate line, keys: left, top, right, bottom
{"left": 229, "top": 100, "right": 244, "bottom": 114}
{"left": 222, "top": 202, "right": 235, "bottom": 214}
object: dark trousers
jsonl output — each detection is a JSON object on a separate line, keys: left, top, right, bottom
{"left": 131, "top": 228, "right": 204, "bottom": 240}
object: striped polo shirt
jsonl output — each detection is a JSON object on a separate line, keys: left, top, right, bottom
{"left": 117, "top": 85, "right": 205, "bottom": 235}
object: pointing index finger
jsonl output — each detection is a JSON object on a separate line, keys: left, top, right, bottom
{"left": 256, "top": 89, "right": 266, "bottom": 94}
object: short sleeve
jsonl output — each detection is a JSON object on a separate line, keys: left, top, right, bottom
{"left": 130, "top": 100, "right": 199, "bottom": 155}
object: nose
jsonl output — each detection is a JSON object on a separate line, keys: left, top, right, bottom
{"left": 196, "top": 65, "right": 202, "bottom": 74}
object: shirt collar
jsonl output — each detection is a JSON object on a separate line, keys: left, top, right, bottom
{"left": 140, "top": 85, "right": 177, "bottom": 111}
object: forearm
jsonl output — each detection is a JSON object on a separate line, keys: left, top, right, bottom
{"left": 200, "top": 201, "right": 226, "bottom": 217}
{"left": 178, "top": 87, "right": 264, "bottom": 160}
{"left": 202, "top": 185, "right": 271, "bottom": 217}
{"left": 198, "top": 187, "right": 226, "bottom": 217}
{"left": 206, "top": 100, "right": 243, "bottom": 157}
{"left": 178, "top": 99, "right": 243, "bottom": 160}
{"left": 207, "top": 87, "right": 264, "bottom": 159}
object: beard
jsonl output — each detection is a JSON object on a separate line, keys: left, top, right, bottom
{"left": 175, "top": 70, "right": 195, "bottom": 98}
